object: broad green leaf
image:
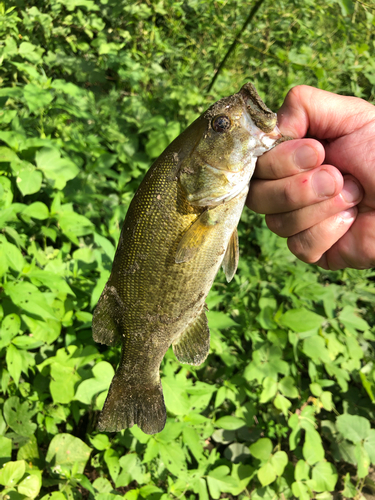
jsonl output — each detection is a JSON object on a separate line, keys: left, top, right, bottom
{"left": 16, "top": 169, "right": 43, "bottom": 196}
{"left": 0, "top": 460, "right": 25, "bottom": 487}
{"left": 311, "top": 461, "right": 338, "bottom": 492}
{"left": 342, "top": 473, "right": 357, "bottom": 498}
{"left": 3, "top": 396, "right": 37, "bottom": 437}
{"left": 46, "top": 434, "right": 92, "bottom": 474}
{"left": 292, "top": 481, "right": 311, "bottom": 500}
{"left": 0, "top": 313, "right": 21, "bottom": 349}
{"left": 159, "top": 441, "right": 186, "bottom": 477}
{"left": 336, "top": 414, "right": 371, "bottom": 443}
{"left": 75, "top": 361, "right": 114, "bottom": 404}
{"left": 274, "top": 393, "right": 291, "bottom": 416}
{"left": 214, "top": 416, "right": 245, "bottom": 430}
{"left": 50, "top": 362, "right": 81, "bottom": 404}
{"left": 355, "top": 442, "right": 370, "bottom": 478}
{"left": 104, "top": 449, "right": 120, "bottom": 483}
{"left": 279, "top": 308, "right": 325, "bottom": 332}
{"left": 260, "top": 376, "right": 278, "bottom": 403}
{"left": 23, "top": 84, "right": 53, "bottom": 113}
{"left": 207, "top": 466, "right": 238, "bottom": 498}
{"left": 364, "top": 429, "right": 375, "bottom": 463}
{"left": 0, "top": 436, "right": 12, "bottom": 466}
{"left": 6, "top": 344, "right": 23, "bottom": 385}
{"left": 295, "top": 460, "right": 310, "bottom": 481}
{"left": 17, "top": 470, "right": 42, "bottom": 498}
{"left": 0, "top": 176, "right": 13, "bottom": 208}
{"left": 303, "top": 429, "right": 325, "bottom": 465}
{"left": 4, "top": 281, "right": 58, "bottom": 320}
{"left": 21, "top": 201, "right": 49, "bottom": 220}
{"left": 36, "top": 147, "right": 79, "bottom": 189}
{"left": 257, "top": 462, "right": 276, "bottom": 487}
{"left": 89, "top": 434, "right": 110, "bottom": 451}
{"left": 250, "top": 438, "right": 273, "bottom": 461}
{"left": 270, "top": 451, "right": 288, "bottom": 476}
{"left": 207, "top": 311, "right": 238, "bottom": 329}
{"left": 58, "top": 211, "right": 94, "bottom": 238}
{"left": 279, "top": 376, "right": 299, "bottom": 398}
{"left": 338, "top": 305, "right": 369, "bottom": 332}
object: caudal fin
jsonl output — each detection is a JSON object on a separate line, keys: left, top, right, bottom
{"left": 98, "top": 371, "right": 166, "bottom": 435}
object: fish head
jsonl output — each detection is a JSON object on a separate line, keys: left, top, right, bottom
{"left": 179, "top": 83, "right": 283, "bottom": 207}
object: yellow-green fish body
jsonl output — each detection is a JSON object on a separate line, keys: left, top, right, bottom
{"left": 92, "top": 83, "right": 282, "bottom": 434}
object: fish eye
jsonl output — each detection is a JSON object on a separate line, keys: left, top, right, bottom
{"left": 212, "top": 115, "right": 231, "bottom": 133}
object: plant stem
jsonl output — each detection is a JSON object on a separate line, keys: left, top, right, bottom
{"left": 206, "top": 0, "right": 266, "bottom": 94}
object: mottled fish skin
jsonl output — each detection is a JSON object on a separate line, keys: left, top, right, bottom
{"left": 92, "top": 83, "right": 283, "bottom": 434}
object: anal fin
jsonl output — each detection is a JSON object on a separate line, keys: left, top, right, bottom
{"left": 175, "top": 209, "right": 222, "bottom": 263}
{"left": 222, "top": 228, "right": 239, "bottom": 283}
{"left": 172, "top": 309, "right": 210, "bottom": 365}
{"left": 92, "top": 285, "right": 124, "bottom": 346}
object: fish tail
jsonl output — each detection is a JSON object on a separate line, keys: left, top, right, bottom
{"left": 97, "top": 369, "right": 166, "bottom": 435}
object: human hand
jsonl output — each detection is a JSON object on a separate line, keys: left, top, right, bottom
{"left": 247, "top": 85, "right": 375, "bottom": 270}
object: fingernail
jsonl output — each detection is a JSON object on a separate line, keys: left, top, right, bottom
{"left": 341, "top": 179, "right": 361, "bottom": 203}
{"left": 339, "top": 208, "right": 355, "bottom": 220}
{"left": 312, "top": 170, "right": 336, "bottom": 197}
{"left": 294, "top": 145, "right": 318, "bottom": 170}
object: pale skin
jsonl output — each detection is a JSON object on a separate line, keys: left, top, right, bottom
{"left": 247, "top": 85, "right": 375, "bottom": 270}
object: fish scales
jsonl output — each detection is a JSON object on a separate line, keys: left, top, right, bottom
{"left": 92, "top": 83, "right": 284, "bottom": 434}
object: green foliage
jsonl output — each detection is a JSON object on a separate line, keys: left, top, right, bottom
{"left": 0, "top": 0, "right": 375, "bottom": 499}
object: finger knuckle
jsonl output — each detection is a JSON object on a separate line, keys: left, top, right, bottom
{"left": 282, "top": 179, "right": 298, "bottom": 207}
{"left": 288, "top": 230, "right": 321, "bottom": 263}
{"left": 266, "top": 214, "right": 287, "bottom": 237}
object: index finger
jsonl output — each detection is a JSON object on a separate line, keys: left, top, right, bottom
{"left": 255, "top": 138, "right": 325, "bottom": 180}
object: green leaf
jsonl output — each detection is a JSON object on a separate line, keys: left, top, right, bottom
{"left": 207, "top": 311, "right": 238, "bottom": 329}
{"left": 260, "top": 377, "right": 278, "bottom": 403}
{"left": 23, "top": 84, "right": 53, "bottom": 113}
{"left": 75, "top": 361, "right": 114, "bottom": 404}
{"left": 270, "top": 451, "right": 288, "bottom": 476}
{"left": 0, "top": 436, "right": 12, "bottom": 466}
{"left": 342, "top": 473, "right": 357, "bottom": 498}
{"left": 274, "top": 393, "right": 291, "bottom": 417}
{"left": 292, "top": 481, "right": 311, "bottom": 500}
{"left": 295, "top": 460, "right": 310, "bottom": 481}
{"left": 21, "top": 202, "right": 49, "bottom": 220}
{"left": 104, "top": 449, "right": 120, "bottom": 483}
{"left": 364, "top": 429, "right": 375, "bottom": 463}
{"left": 58, "top": 212, "right": 95, "bottom": 240}
{"left": 303, "top": 429, "right": 325, "bottom": 465}
{"left": 279, "top": 308, "right": 325, "bottom": 332}
{"left": 16, "top": 168, "right": 43, "bottom": 196}
{"left": 257, "top": 462, "right": 276, "bottom": 487}
{"left": 6, "top": 344, "right": 23, "bottom": 385}
{"left": 46, "top": 434, "right": 92, "bottom": 474}
{"left": 355, "top": 442, "right": 370, "bottom": 478}
{"left": 214, "top": 416, "right": 245, "bottom": 430}
{"left": 89, "top": 434, "right": 110, "bottom": 451}
{"left": 311, "top": 461, "right": 338, "bottom": 492}
{"left": 17, "top": 470, "right": 42, "bottom": 498}
{"left": 50, "top": 362, "right": 81, "bottom": 404}
{"left": 0, "top": 313, "right": 21, "bottom": 349}
{"left": 0, "top": 176, "right": 13, "bottom": 209}
{"left": 279, "top": 376, "right": 299, "bottom": 398}
{"left": 250, "top": 438, "right": 273, "bottom": 461}
{"left": 338, "top": 305, "right": 369, "bottom": 332}
{"left": 336, "top": 414, "right": 371, "bottom": 443}
{"left": 207, "top": 466, "right": 238, "bottom": 499}
{"left": 3, "top": 396, "right": 37, "bottom": 437}
{"left": 4, "top": 281, "right": 58, "bottom": 320}
{"left": 0, "top": 460, "right": 25, "bottom": 487}
{"left": 36, "top": 147, "right": 79, "bottom": 190}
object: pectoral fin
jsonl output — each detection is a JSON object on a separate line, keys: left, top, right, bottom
{"left": 92, "top": 285, "right": 124, "bottom": 346}
{"left": 172, "top": 309, "right": 210, "bottom": 365}
{"left": 222, "top": 228, "right": 239, "bottom": 283}
{"left": 175, "top": 209, "right": 222, "bottom": 263}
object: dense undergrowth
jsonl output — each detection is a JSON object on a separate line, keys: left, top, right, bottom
{"left": 0, "top": 0, "right": 375, "bottom": 499}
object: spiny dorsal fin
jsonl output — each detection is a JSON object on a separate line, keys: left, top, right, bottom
{"left": 175, "top": 209, "right": 222, "bottom": 263}
{"left": 172, "top": 309, "right": 210, "bottom": 365}
{"left": 222, "top": 228, "right": 239, "bottom": 283}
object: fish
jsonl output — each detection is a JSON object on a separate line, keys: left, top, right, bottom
{"left": 92, "top": 83, "right": 283, "bottom": 434}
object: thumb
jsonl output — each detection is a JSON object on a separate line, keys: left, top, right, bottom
{"left": 277, "top": 85, "right": 374, "bottom": 140}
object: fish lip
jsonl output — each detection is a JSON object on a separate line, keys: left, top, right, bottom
{"left": 239, "top": 83, "right": 278, "bottom": 133}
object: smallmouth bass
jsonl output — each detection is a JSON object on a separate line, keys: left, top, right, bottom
{"left": 92, "top": 83, "right": 283, "bottom": 434}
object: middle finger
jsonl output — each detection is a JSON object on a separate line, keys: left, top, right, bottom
{"left": 247, "top": 165, "right": 343, "bottom": 214}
